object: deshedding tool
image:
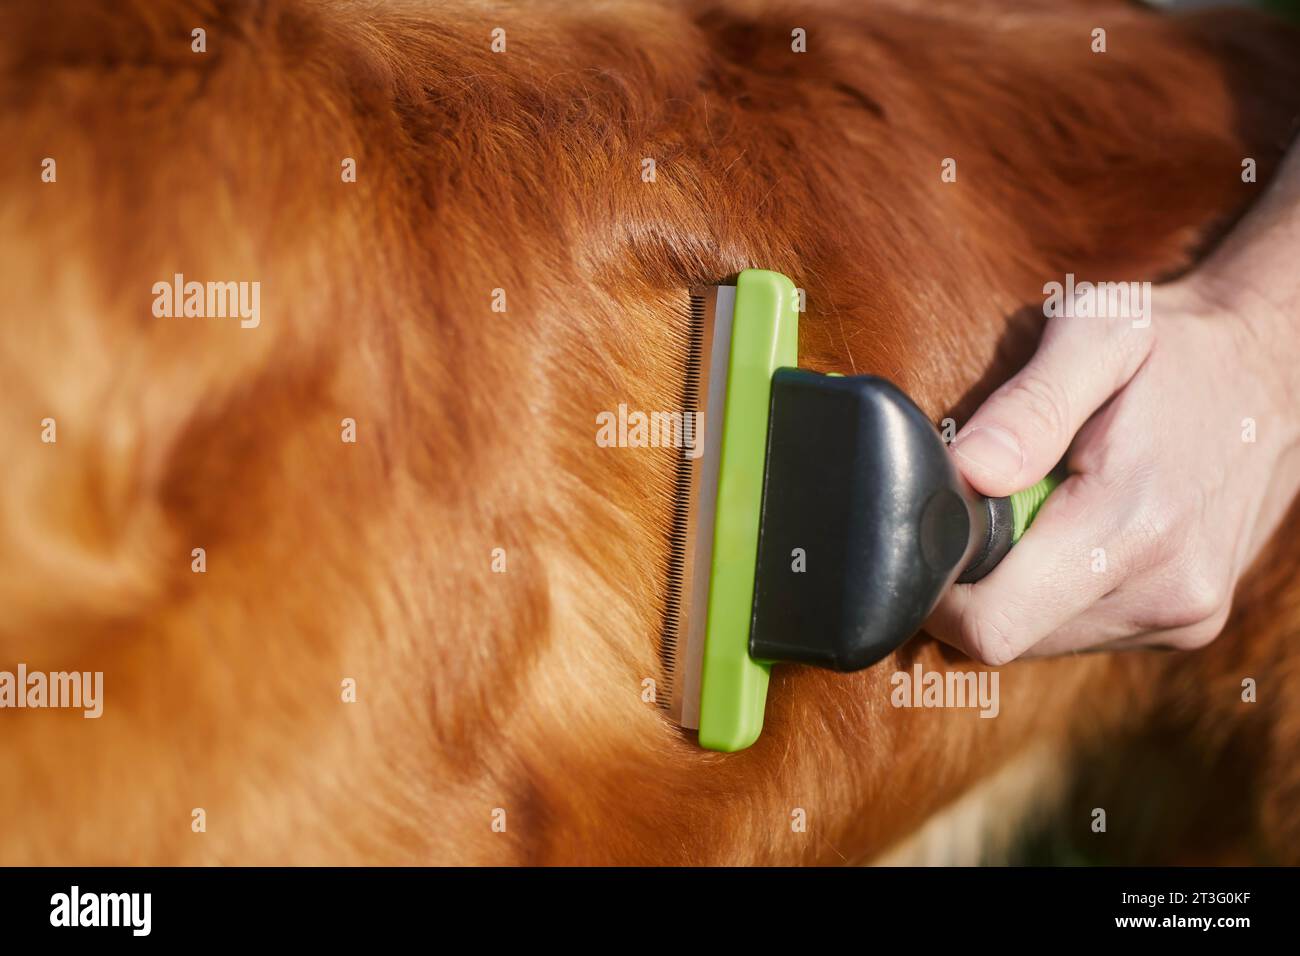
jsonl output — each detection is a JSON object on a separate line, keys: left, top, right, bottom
{"left": 660, "top": 270, "right": 1058, "bottom": 752}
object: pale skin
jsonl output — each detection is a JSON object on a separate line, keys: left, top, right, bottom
{"left": 929, "top": 142, "right": 1300, "bottom": 663}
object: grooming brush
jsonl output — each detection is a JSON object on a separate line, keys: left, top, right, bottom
{"left": 659, "top": 269, "right": 1059, "bottom": 752}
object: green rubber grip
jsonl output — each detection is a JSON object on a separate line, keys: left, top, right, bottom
{"left": 1009, "top": 474, "right": 1061, "bottom": 542}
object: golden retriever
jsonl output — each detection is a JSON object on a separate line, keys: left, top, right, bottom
{"left": 2, "top": 0, "right": 1298, "bottom": 864}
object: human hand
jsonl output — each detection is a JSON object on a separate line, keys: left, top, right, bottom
{"left": 926, "top": 274, "right": 1300, "bottom": 664}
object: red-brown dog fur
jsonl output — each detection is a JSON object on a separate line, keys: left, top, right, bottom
{"left": 1, "top": 0, "right": 1298, "bottom": 864}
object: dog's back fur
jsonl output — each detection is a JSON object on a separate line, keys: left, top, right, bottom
{"left": 2, "top": 0, "right": 1299, "bottom": 864}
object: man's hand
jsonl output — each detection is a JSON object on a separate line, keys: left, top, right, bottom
{"left": 926, "top": 277, "right": 1300, "bottom": 664}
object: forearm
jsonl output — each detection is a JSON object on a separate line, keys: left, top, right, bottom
{"left": 1188, "top": 138, "right": 1300, "bottom": 408}
{"left": 1195, "top": 140, "right": 1300, "bottom": 320}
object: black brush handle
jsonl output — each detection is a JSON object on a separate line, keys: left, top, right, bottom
{"left": 748, "top": 368, "right": 1013, "bottom": 671}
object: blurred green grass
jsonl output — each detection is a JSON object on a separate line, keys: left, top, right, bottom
{"left": 1260, "top": 0, "right": 1300, "bottom": 25}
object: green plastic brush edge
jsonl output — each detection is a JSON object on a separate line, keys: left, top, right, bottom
{"left": 696, "top": 269, "right": 799, "bottom": 753}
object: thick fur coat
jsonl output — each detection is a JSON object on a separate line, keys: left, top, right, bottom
{"left": 1, "top": 0, "right": 1298, "bottom": 864}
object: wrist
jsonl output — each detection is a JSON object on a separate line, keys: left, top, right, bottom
{"left": 1180, "top": 270, "right": 1300, "bottom": 435}
{"left": 1187, "top": 140, "right": 1300, "bottom": 414}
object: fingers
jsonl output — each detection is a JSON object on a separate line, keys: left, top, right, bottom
{"left": 929, "top": 450, "right": 1244, "bottom": 663}
{"left": 1023, "top": 608, "right": 1232, "bottom": 659}
{"left": 927, "top": 473, "right": 1127, "bottom": 665}
{"left": 949, "top": 312, "right": 1153, "bottom": 497}
{"left": 1027, "top": 566, "right": 1235, "bottom": 658}
{"left": 979, "top": 540, "right": 1236, "bottom": 660}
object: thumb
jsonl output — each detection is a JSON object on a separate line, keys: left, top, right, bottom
{"left": 951, "top": 313, "right": 1153, "bottom": 497}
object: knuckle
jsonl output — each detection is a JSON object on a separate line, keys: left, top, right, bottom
{"left": 959, "top": 603, "right": 1020, "bottom": 666}
{"left": 1156, "top": 561, "right": 1229, "bottom": 629}
{"left": 1177, "top": 578, "right": 1228, "bottom": 625}
{"left": 1123, "top": 501, "right": 1180, "bottom": 565}
{"left": 1004, "top": 373, "right": 1070, "bottom": 446}
{"left": 1166, "top": 610, "right": 1230, "bottom": 652}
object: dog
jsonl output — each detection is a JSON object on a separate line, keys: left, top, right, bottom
{"left": 2, "top": 0, "right": 1299, "bottom": 865}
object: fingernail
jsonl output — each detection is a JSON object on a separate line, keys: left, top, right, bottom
{"left": 953, "top": 426, "right": 1023, "bottom": 483}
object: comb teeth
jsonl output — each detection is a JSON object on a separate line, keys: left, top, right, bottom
{"left": 659, "top": 285, "right": 733, "bottom": 729}
{"left": 657, "top": 292, "right": 706, "bottom": 711}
